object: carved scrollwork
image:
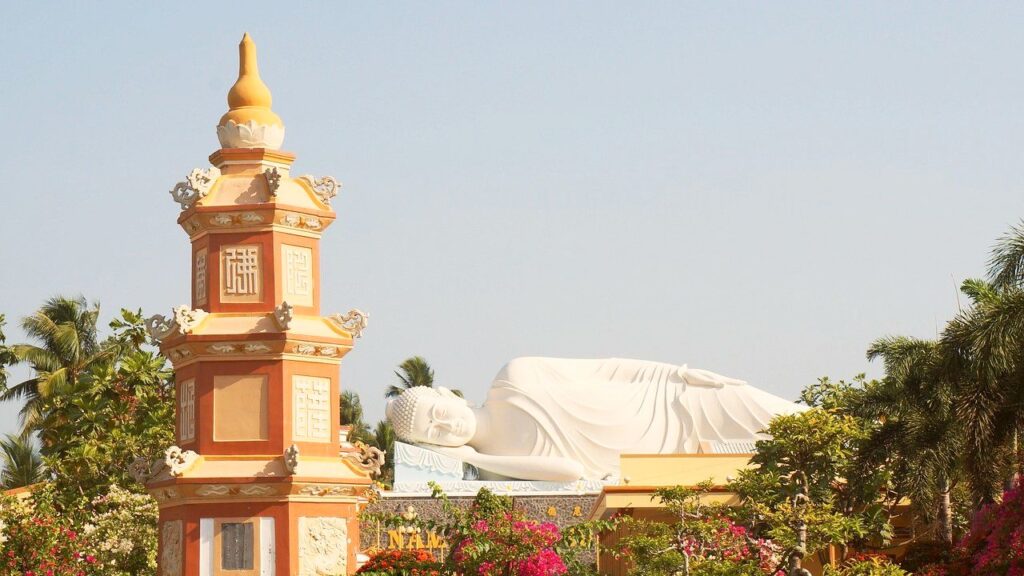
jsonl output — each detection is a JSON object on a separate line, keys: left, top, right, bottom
{"left": 264, "top": 167, "right": 282, "bottom": 196}
{"left": 298, "top": 175, "right": 340, "bottom": 205}
{"left": 273, "top": 301, "right": 294, "bottom": 331}
{"left": 144, "top": 314, "right": 177, "bottom": 343}
{"left": 129, "top": 455, "right": 160, "bottom": 484}
{"left": 172, "top": 306, "right": 208, "bottom": 334}
{"left": 169, "top": 167, "right": 221, "bottom": 211}
{"left": 207, "top": 344, "right": 237, "bottom": 354}
{"left": 244, "top": 343, "right": 271, "bottom": 354}
{"left": 341, "top": 441, "right": 386, "bottom": 477}
{"left": 327, "top": 309, "right": 369, "bottom": 339}
{"left": 164, "top": 445, "right": 199, "bottom": 477}
{"left": 285, "top": 444, "right": 300, "bottom": 475}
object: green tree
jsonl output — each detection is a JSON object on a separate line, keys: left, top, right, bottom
{"left": 610, "top": 481, "right": 780, "bottom": 576}
{"left": 340, "top": 390, "right": 371, "bottom": 444}
{"left": 37, "top": 308, "right": 175, "bottom": 503}
{"left": 0, "top": 433, "right": 45, "bottom": 489}
{"left": 1, "top": 296, "right": 114, "bottom": 434}
{"left": 731, "top": 409, "right": 873, "bottom": 574}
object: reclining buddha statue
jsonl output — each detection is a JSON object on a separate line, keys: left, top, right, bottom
{"left": 385, "top": 356, "right": 804, "bottom": 482}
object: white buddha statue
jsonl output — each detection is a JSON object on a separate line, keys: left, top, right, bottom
{"left": 385, "top": 357, "right": 805, "bottom": 482}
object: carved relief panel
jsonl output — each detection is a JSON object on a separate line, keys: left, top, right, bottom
{"left": 281, "top": 244, "right": 314, "bottom": 307}
{"left": 220, "top": 244, "right": 262, "bottom": 303}
{"left": 194, "top": 248, "right": 208, "bottom": 307}
{"left": 298, "top": 516, "right": 348, "bottom": 576}
{"left": 293, "top": 375, "right": 331, "bottom": 442}
{"left": 161, "top": 520, "right": 183, "bottom": 576}
{"left": 179, "top": 378, "right": 195, "bottom": 443}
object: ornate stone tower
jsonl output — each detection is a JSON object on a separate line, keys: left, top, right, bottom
{"left": 143, "top": 33, "right": 377, "bottom": 576}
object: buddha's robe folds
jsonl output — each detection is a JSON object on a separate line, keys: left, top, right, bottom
{"left": 471, "top": 357, "right": 805, "bottom": 480}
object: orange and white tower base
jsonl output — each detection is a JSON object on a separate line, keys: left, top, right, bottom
{"left": 143, "top": 33, "right": 376, "bottom": 576}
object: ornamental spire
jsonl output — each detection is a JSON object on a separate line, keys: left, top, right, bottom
{"left": 216, "top": 33, "right": 285, "bottom": 149}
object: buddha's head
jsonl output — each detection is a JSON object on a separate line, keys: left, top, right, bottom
{"left": 386, "top": 386, "right": 476, "bottom": 447}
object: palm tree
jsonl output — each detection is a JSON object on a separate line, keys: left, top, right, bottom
{"left": 340, "top": 390, "right": 371, "bottom": 444}
{"left": 384, "top": 356, "right": 463, "bottom": 399}
{"left": 370, "top": 420, "right": 397, "bottom": 486}
{"left": 0, "top": 433, "right": 45, "bottom": 489}
{"left": 385, "top": 356, "right": 435, "bottom": 399}
{"left": 0, "top": 315, "right": 18, "bottom": 390}
{"left": 861, "top": 336, "right": 962, "bottom": 544}
{"left": 2, "top": 296, "right": 112, "bottom": 435}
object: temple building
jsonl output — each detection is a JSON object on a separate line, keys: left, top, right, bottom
{"left": 141, "top": 33, "right": 378, "bottom": 576}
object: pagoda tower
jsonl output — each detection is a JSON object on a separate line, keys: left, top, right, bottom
{"left": 142, "top": 34, "right": 377, "bottom": 576}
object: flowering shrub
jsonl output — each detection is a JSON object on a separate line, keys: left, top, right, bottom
{"left": 453, "top": 516, "right": 567, "bottom": 576}
{"left": 925, "top": 476, "right": 1024, "bottom": 576}
{"left": 80, "top": 485, "right": 159, "bottom": 575}
{"left": 610, "top": 484, "right": 783, "bottom": 576}
{"left": 0, "top": 484, "right": 158, "bottom": 576}
{"left": 0, "top": 494, "right": 100, "bottom": 576}
{"left": 357, "top": 549, "right": 440, "bottom": 576}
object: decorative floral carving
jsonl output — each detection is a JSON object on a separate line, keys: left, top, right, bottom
{"left": 285, "top": 444, "right": 300, "bottom": 475}
{"left": 295, "top": 344, "right": 318, "bottom": 355}
{"left": 217, "top": 119, "right": 285, "bottom": 149}
{"left": 145, "top": 314, "right": 177, "bottom": 343}
{"left": 207, "top": 344, "right": 237, "bottom": 354}
{"left": 239, "top": 484, "right": 276, "bottom": 496}
{"left": 169, "top": 167, "right": 221, "bottom": 210}
{"left": 240, "top": 212, "right": 263, "bottom": 223}
{"left": 273, "top": 301, "right": 294, "bottom": 331}
{"left": 163, "top": 446, "right": 199, "bottom": 477}
{"left": 161, "top": 520, "right": 183, "bottom": 576}
{"left": 264, "top": 167, "right": 281, "bottom": 196}
{"left": 327, "top": 309, "right": 369, "bottom": 338}
{"left": 195, "top": 484, "right": 231, "bottom": 497}
{"left": 297, "top": 485, "right": 356, "bottom": 497}
{"left": 298, "top": 517, "right": 348, "bottom": 576}
{"left": 298, "top": 175, "right": 340, "bottom": 205}
{"left": 341, "top": 441, "right": 386, "bottom": 477}
{"left": 279, "top": 212, "right": 327, "bottom": 231}
{"left": 244, "top": 343, "right": 271, "bottom": 354}
{"left": 172, "top": 306, "right": 207, "bottom": 334}
{"left": 170, "top": 347, "right": 192, "bottom": 361}
{"left": 151, "top": 488, "right": 180, "bottom": 502}
{"left": 318, "top": 346, "right": 338, "bottom": 357}
{"left": 209, "top": 213, "right": 234, "bottom": 226}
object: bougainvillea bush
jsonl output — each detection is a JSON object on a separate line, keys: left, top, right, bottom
{"left": 0, "top": 493, "right": 100, "bottom": 576}
{"left": 919, "top": 476, "right": 1024, "bottom": 576}
{"left": 0, "top": 484, "right": 158, "bottom": 576}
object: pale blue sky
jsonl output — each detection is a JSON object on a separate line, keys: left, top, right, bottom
{"left": 2, "top": 2, "right": 1023, "bottom": 436}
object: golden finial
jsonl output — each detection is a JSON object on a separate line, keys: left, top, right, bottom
{"left": 218, "top": 33, "right": 283, "bottom": 129}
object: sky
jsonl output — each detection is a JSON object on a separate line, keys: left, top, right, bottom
{"left": 2, "top": 2, "right": 1024, "bottom": 437}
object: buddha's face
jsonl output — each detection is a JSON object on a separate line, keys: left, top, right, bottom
{"left": 409, "top": 390, "right": 477, "bottom": 447}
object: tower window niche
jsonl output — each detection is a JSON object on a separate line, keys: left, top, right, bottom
{"left": 214, "top": 518, "right": 260, "bottom": 575}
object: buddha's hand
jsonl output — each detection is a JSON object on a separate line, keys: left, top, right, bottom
{"left": 679, "top": 366, "right": 747, "bottom": 388}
